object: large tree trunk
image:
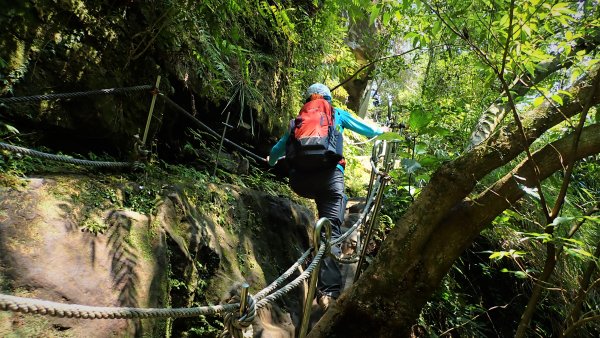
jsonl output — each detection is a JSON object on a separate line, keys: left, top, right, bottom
{"left": 341, "top": 13, "right": 379, "bottom": 113}
{"left": 308, "top": 66, "right": 600, "bottom": 337}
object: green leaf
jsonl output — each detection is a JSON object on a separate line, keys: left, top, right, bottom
{"left": 370, "top": 4, "right": 382, "bottom": 25}
{"left": 551, "top": 94, "right": 563, "bottom": 105}
{"left": 421, "top": 126, "right": 451, "bottom": 136}
{"left": 419, "top": 155, "right": 440, "bottom": 166}
{"left": 533, "top": 96, "right": 545, "bottom": 107}
{"left": 557, "top": 90, "right": 573, "bottom": 98}
{"left": 489, "top": 252, "right": 504, "bottom": 260}
{"left": 551, "top": 2, "right": 572, "bottom": 16}
{"left": 519, "top": 231, "right": 552, "bottom": 242}
{"left": 401, "top": 158, "right": 422, "bottom": 174}
{"left": 565, "top": 31, "right": 573, "bottom": 41}
{"left": 582, "top": 216, "right": 600, "bottom": 223}
{"left": 414, "top": 142, "right": 428, "bottom": 155}
{"left": 524, "top": 61, "right": 536, "bottom": 77}
{"left": 383, "top": 12, "right": 391, "bottom": 26}
{"left": 408, "top": 109, "right": 433, "bottom": 132}
{"left": 2, "top": 124, "right": 19, "bottom": 134}
{"left": 432, "top": 20, "right": 441, "bottom": 35}
{"left": 513, "top": 271, "right": 528, "bottom": 279}
{"left": 551, "top": 216, "right": 574, "bottom": 226}
{"left": 564, "top": 247, "right": 595, "bottom": 259}
{"left": 376, "top": 132, "right": 403, "bottom": 141}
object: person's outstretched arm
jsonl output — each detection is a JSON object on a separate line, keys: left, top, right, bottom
{"left": 336, "top": 108, "right": 388, "bottom": 138}
{"left": 268, "top": 132, "right": 290, "bottom": 166}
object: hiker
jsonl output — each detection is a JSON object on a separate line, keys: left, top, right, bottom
{"left": 267, "top": 83, "right": 388, "bottom": 310}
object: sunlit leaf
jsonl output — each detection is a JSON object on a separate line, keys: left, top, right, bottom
{"left": 370, "top": 4, "right": 382, "bottom": 25}
{"left": 408, "top": 109, "right": 433, "bottom": 132}
{"left": 376, "top": 132, "right": 403, "bottom": 141}
{"left": 557, "top": 90, "right": 573, "bottom": 98}
{"left": 533, "top": 96, "right": 545, "bottom": 107}
{"left": 518, "top": 184, "right": 540, "bottom": 200}
{"left": 551, "top": 94, "right": 563, "bottom": 105}
{"left": 489, "top": 249, "right": 526, "bottom": 260}
{"left": 564, "top": 247, "right": 595, "bottom": 259}
{"left": 2, "top": 124, "right": 19, "bottom": 134}
{"left": 524, "top": 61, "right": 536, "bottom": 77}
{"left": 551, "top": 216, "right": 574, "bottom": 226}
{"left": 551, "top": 2, "right": 574, "bottom": 16}
{"left": 383, "top": 12, "right": 391, "bottom": 26}
{"left": 582, "top": 216, "right": 600, "bottom": 223}
{"left": 565, "top": 31, "right": 573, "bottom": 41}
{"left": 401, "top": 158, "right": 422, "bottom": 174}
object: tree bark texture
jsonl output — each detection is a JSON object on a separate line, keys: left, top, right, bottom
{"left": 308, "top": 67, "right": 600, "bottom": 338}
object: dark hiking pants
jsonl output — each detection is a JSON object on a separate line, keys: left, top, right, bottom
{"left": 290, "top": 166, "right": 347, "bottom": 298}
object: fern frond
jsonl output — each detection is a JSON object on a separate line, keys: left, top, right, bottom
{"left": 467, "top": 103, "right": 509, "bottom": 149}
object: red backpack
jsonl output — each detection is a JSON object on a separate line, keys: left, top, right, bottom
{"left": 285, "top": 98, "right": 343, "bottom": 171}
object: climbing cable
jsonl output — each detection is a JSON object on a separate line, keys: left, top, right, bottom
{"left": 0, "top": 142, "right": 137, "bottom": 169}
{"left": 0, "top": 293, "right": 238, "bottom": 319}
{"left": 0, "top": 85, "right": 152, "bottom": 104}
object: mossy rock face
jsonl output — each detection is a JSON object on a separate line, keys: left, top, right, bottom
{"left": 0, "top": 177, "right": 169, "bottom": 337}
{"left": 0, "top": 174, "right": 314, "bottom": 337}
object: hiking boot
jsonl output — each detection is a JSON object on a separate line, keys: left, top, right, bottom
{"left": 317, "top": 295, "right": 336, "bottom": 311}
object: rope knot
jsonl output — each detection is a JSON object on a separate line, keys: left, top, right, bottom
{"left": 221, "top": 293, "right": 256, "bottom": 338}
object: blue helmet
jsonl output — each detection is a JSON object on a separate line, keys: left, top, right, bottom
{"left": 306, "top": 83, "right": 332, "bottom": 101}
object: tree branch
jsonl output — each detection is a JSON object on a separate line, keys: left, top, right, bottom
{"left": 331, "top": 46, "right": 425, "bottom": 92}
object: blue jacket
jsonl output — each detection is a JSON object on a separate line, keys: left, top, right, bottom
{"left": 269, "top": 107, "right": 384, "bottom": 172}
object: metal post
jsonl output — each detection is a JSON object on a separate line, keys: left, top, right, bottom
{"left": 213, "top": 110, "right": 233, "bottom": 177}
{"left": 239, "top": 283, "right": 250, "bottom": 316}
{"left": 354, "top": 141, "right": 395, "bottom": 282}
{"left": 365, "top": 140, "right": 383, "bottom": 200}
{"left": 299, "top": 218, "right": 331, "bottom": 338}
{"left": 142, "top": 75, "right": 161, "bottom": 145}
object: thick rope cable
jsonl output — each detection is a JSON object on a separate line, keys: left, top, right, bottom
{"left": 0, "top": 245, "right": 323, "bottom": 323}
{"left": 0, "top": 85, "right": 152, "bottom": 104}
{"left": 254, "top": 249, "right": 312, "bottom": 301}
{"left": 0, "top": 142, "right": 137, "bottom": 169}
{"left": 159, "top": 94, "right": 267, "bottom": 164}
{"left": 255, "top": 243, "right": 327, "bottom": 309}
{"left": 0, "top": 294, "right": 237, "bottom": 319}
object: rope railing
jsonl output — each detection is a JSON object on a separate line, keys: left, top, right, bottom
{"left": 0, "top": 142, "right": 138, "bottom": 169}
{"left": 258, "top": 243, "right": 327, "bottom": 309}
{"left": 254, "top": 249, "right": 312, "bottom": 301}
{"left": 0, "top": 85, "right": 152, "bottom": 104}
{"left": 0, "top": 293, "right": 238, "bottom": 319}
